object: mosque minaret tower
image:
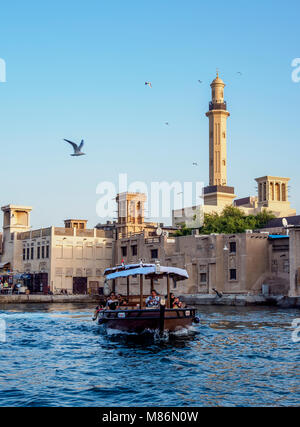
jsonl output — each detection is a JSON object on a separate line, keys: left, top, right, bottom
{"left": 206, "top": 71, "right": 230, "bottom": 186}
{"left": 204, "top": 72, "right": 236, "bottom": 207}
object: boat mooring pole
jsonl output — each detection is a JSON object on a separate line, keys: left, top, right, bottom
{"left": 140, "top": 275, "right": 143, "bottom": 308}
{"left": 167, "top": 275, "right": 170, "bottom": 309}
{"left": 127, "top": 276, "right": 130, "bottom": 300}
{"left": 159, "top": 301, "right": 166, "bottom": 334}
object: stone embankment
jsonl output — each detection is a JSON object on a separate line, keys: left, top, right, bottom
{"left": 180, "top": 294, "right": 300, "bottom": 308}
{"left": 0, "top": 295, "right": 101, "bottom": 304}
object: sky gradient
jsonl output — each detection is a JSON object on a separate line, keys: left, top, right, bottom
{"left": 0, "top": 0, "right": 299, "bottom": 228}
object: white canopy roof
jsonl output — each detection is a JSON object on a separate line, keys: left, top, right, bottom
{"left": 104, "top": 264, "right": 189, "bottom": 282}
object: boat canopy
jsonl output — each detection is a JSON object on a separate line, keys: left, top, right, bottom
{"left": 104, "top": 264, "right": 189, "bottom": 282}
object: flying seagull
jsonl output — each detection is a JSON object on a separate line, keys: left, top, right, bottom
{"left": 165, "top": 122, "right": 169, "bottom": 126}
{"left": 192, "top": 162, "right": 199, "bottom": 166}
{"left": 237, "top": 71, "right": 242, "bottom": 75}
{"left": 63, "top": 139, "right": 86, "bottom": 157}
{"left": 145, "top": 81, "right": 152, "bottom": 88}
{"left": 198, "top": 80, "right": 203, "bottom": 84}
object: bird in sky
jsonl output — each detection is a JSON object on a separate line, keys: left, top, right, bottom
{"left": 192, "top": 162, "right": 199, "bottom": 166}
{"left": 145, "top": 81, "right": 152, "bottom": 88}
{"left": 198, "top": 80, "right": 203, "bottom": 84}
{"left": 237, "top": 72, "right": 242, "bottom": 75}
{"left": 63, "top": 139, "right": 86, "bottom": 157}
{"left": 165, "top": 122, "right": 169, "bottom": 126}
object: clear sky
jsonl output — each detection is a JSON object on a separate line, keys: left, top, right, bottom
{"left": 0, "top": 0, "right": 299, "bottom": 228}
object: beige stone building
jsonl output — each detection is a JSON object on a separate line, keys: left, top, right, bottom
{"left": 0, "top": 205, "right": 114, "bottom": 294}
{"left": 99, "top": 191, "right": 177, "bottom": 240}
{"left": 288, "top": 226, "right": 300, "bottom": 297}
{"left": 112, "top": 230, "right": 291, "bottom": 297}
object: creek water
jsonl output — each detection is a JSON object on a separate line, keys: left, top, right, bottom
{"left": 0, "top": 303, "right": 299, "bottom": 407}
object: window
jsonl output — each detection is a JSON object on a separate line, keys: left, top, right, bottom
{"left": 121, "top": 246, "right": 127, "bottom": 257}
{"left": 37, "top": 247, "right": 41, "bottom": 259}
{"left": 283, "top": 260, "right": 289, "bottom": 274}
{"left": 131, "top": 245, "right": 137, "bottom": 256}
{"left": 230, "top": 269, "right": 237, "bottom": 281}
{"left": 23, "top": 248, "right": 26, "bottom": 261}
{"left": 200, "top": 273, "right": 207, "bottom": 283}
{"left": 151, "top": 249, "right": 158, "bottom": 259}
{"left": 230, "top": 242, "right": 236, "bottom": 253}
{"left": 42, "top": 246, "right": 45, "bottom": 259}
{"left": 46, "top": 246, "right": 50, "bottom": 258}
{"left": 31, "top": 247, "right": 34, "bottom": 260}
{"left": 26, "top": 248, "right": 30, "bottom": 260}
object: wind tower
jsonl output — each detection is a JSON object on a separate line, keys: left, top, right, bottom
{"left": 204, "top": 72, "right": 236, "bottom": 207}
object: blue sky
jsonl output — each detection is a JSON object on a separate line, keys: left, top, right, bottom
{"left": 0, "top": 0, "right": 299, "bottom": 228}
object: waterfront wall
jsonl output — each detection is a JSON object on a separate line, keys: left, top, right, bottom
{"left": 1, "top": 293, "right": 299, "bottom": 308}
{"left": 0, "top": 294, "right": 101, "bottom": 304}
{"left": 180, "top": 294, "right": 300, "bottom": 308}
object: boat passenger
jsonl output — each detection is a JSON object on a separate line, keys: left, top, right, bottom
{"left": 172, "top": 297, "right": 183, "bottom": 309}
{"left": 170, "top": 293, "right": 175, "bottom": 308}
{"left": 145, "top": 290, "right": 160, "bottom": 308}
{"left": 106, "top": 292, "right": 119, "bottom": 310}
{"left": 118, "top": 295, "right": 128, "bottom": 307}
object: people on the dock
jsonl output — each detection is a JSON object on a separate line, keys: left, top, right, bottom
{"left": 146, "top": 290, "right": 160, "bottom": 307}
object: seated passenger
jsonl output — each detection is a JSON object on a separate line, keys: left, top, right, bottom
{"left": 117, "top": 294, "right": 126, "bottom": 307}
{"left": 106, "top": 292, "right": 119, "bottom": 310}
{"left": 172, "top": 297, "right": 183, "bottom": 309}
{"left": 146, "top": 290, "right": 160, "bottom": 308}
{"left": 170, "top": 293, "right": 175, "bottom": 308}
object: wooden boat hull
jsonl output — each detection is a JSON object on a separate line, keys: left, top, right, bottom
{"left": 97, "top": 308, "right": 197, "bottom": 333}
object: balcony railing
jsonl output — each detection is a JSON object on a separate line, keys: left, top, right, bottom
{"left": 209, "top": 101, "right": 227, "bottom": 111}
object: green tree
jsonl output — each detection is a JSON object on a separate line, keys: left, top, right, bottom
{"left": 173, "top": 207, "right": 275, "bottom": 236}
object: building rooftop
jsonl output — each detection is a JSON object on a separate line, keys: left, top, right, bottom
{"left": 268, "top": 235, "right": 289, "bottom": 240}
{"left": 263, "top": 215, "right": 300, "bottom": 229}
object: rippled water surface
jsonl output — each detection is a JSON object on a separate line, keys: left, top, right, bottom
{"left": 0, "top": 303, "right": 299, "bottom": 407}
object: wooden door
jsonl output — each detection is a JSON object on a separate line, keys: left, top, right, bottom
{"left": 73, "top": 277, "right": 88, "bottom": 295}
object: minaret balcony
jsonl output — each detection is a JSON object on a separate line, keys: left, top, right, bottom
{"left": 209, "top": 101, "right": 227, "bottom": 111}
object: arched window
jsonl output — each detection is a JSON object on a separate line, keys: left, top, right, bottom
{"left": 263, "top": 182, "right": 267, "bottom": 201}
{"left": 259, "top": 183, "right": 263, "bottom": 202}
{"left": 275, "top": 183, "right": 280, "bottom": 201}
{"left": 282, "top": 184, "right": 286, "bottom": 202}
{"left": 270, "top": 182, "right": 274, "bottom": 201}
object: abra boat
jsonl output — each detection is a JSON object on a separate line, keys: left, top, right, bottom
{"left": 93, "top": 263, "right": 198, "bottom": 334}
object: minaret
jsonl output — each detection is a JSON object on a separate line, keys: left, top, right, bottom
{"left": 204, "top": 72, "right": 236, "bottom": 207}
{"left": 206, "top": 71, "right": 230, "bottom": 186}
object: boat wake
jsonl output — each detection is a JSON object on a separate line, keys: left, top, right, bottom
{"left": 100, "top": 325, "right": 198, "bottom": 343}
